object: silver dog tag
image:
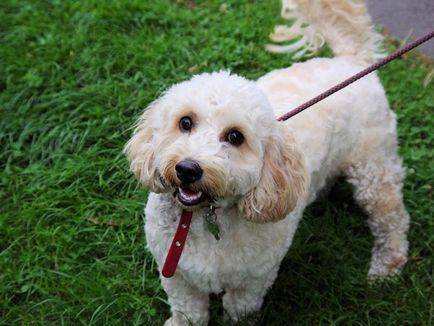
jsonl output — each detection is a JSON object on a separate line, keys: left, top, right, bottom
{"left": 205, "top": 205, "right": 220, "bottom": 240}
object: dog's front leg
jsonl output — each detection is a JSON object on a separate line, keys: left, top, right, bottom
{"left": 222, "top": 267, "right": 279, "bottom": 322}
{"left": 161, "top": 275, "right": 209, "bottom": 326}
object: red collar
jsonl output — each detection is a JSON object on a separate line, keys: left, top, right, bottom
{"left": 161, "top": 210, "right": 193, "bottom": 278}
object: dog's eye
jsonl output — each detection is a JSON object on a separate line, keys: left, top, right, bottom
{"left": 179, "top": 116, "right": 193, "bottom": 132}
{"left": 226, "top": 130, "right": 244, "bottom": 146}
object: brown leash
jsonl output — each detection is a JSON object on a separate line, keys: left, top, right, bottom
{"left": 277, "top": 29, "right": 434, "bottom": 122}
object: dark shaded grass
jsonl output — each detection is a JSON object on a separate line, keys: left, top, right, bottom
{"left": 1, "top": 0, "right": 433, "bottom": 324}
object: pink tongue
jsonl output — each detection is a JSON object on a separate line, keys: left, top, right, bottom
{"left": 182, "top": 189, "right": 198, "bottom": 196}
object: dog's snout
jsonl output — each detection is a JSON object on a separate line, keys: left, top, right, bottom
{"left": 175, "top": 159, "right": 203, "bottom": 184}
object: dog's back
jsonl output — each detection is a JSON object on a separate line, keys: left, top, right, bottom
{"left": 258, "top": 0, "right": 394, "bottom": 203}
{"left": 260, "top": 0, "right": 409, "bottom": 280}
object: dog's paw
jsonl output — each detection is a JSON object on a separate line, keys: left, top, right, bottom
{"left": 163, "top": 317, "right": 177, "bottom": 326}
{"left": 367, "top": 255, "right": 407, "bottom": 282}
{"left": 164, "top": 313, "right": 208, "bottom": 326}
{"left": 164, "top": 316, "right": 190, "bottom": 326}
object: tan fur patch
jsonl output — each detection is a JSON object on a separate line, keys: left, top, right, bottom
{"left": 386, "top": 256, "right": 407, "bottom": 270}
{"left": 161, "top": 154, "right": 227, "bottom": 199}
{"left": 162, "top": 157, "right": 179, "bottom": 187}
{"left": 239, "top": 129, "right": 309, "bottom": 223}
{"left": 201, "top": 164, "right": 227, "bottom": 199}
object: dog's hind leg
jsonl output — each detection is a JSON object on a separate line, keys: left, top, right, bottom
{"left": 345, "top": 152, "right": 410, "bottom": 279}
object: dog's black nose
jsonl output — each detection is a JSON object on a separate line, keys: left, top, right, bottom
{"left": 175, "top": 159, "right": 203, "bottom": 184}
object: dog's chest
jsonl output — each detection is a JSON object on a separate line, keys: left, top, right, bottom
{"left": 182, "top": 220, "right": 287, "bottom": 293}
{"left": 144, "top": 193, "right": 290, "bottom": 293}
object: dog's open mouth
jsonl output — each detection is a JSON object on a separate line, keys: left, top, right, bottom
{"left": 175, "top": 188, "right": 207, "bottom": 206}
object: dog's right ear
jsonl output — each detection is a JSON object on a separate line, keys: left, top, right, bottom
{"left": 124, "top": 100, "right": 164, "bottom": 191}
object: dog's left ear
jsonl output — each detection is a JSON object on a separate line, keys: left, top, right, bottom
{"left": 238, "top": 130, "right": 308, "bottom": 223}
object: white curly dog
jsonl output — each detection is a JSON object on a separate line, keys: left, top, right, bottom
{"left": 125, "top": 0, "right": 410, "bottom": 324}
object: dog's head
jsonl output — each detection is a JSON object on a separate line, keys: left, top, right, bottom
{"left": 125, "top": 71, "right": 308, "bottom": 222}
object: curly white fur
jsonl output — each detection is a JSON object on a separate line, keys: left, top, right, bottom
{"left": 125, "top": 1, "right": 410, "bottom": 324}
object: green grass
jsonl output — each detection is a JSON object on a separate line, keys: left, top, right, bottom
{"left": 1, "top": 0, "right": 433, "bottom": 324}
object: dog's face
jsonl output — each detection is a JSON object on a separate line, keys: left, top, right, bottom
{"left": 125, "top": 72, "right": 307, "bottom": 223}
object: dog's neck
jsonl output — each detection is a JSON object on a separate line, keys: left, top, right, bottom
{"left": 160, "top": 193, "right": 248, "bottom": 235}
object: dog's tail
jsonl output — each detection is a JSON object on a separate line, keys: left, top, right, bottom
{"left": 266, "top": 0, "right": 385, "bottom": 63}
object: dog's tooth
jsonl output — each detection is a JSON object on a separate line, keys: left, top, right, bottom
{"left": 179, "top": 189, "right": 202, "bottom": 202}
